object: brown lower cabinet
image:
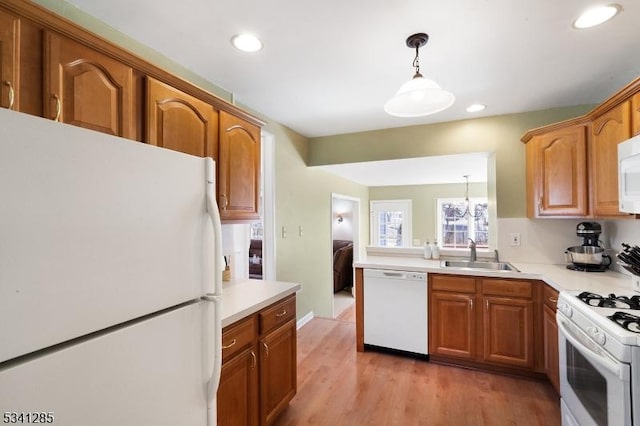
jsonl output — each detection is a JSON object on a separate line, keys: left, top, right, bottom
{"left": 218, "top": 295, "right": 296, "bottom": 426}
{"left": 429, "top": 274, "right": 538, "bottom": 374}
{"left": 543, "top": 284, "right": 560, "bottom": 393}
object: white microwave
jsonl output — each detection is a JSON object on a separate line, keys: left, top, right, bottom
{"left": 618, "top": 134, "right": 640, "bottom": 213}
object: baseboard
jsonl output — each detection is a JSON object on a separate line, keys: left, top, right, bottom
{"left": 297, "top": 311, "right": 314, "bottom": 329}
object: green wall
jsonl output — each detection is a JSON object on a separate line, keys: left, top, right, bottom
{"left": 369, "top": 182, "right": 487, "bottom": 246}
{"left": 309, "top": 107, "right": 594, "bottom": 218}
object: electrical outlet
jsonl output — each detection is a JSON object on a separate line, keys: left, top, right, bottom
{"left": 281, "top": 226, "right": 287, "bottom": 239}
{"left": 298, "top": 226, "right": 303, "bottom": 237}
{"left": 510, "top": 233, "right": 521, "bottom": 246}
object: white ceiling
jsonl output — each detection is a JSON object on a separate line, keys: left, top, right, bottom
{"left": 315, "top": 153, "right": 489, "bottom": 186}
{"left": 60, "top": 0, "right": 640, "bottom": 140}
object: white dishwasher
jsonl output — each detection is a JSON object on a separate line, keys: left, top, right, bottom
{"left": 363, "top": 268, "right": 428, "bottom": 356}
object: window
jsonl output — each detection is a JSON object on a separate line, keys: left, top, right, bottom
{"left": 370, "top": 200, "right": 412, "bottom": 247}
{"left": 436, "top": 198, "right": 488, "bottom": 249}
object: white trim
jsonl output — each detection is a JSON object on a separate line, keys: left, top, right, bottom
{"left": 261, "top": 130, "right": 276, "bottom": 281}
{"left": 297, "top": 311, "right": 314, "bottom": 330}
{"left": 331, "top": 193, "right": 361, "bottom": 319}
{"left": 370, "top": 199, "right": 412, "bottom": 248}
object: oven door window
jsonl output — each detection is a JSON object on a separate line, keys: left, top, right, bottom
{"left": 566, "top": 342, "right": 608, "bottom": 426}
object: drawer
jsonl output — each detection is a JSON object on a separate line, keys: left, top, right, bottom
{"left": 222, "top": 316, "right": 256, "bottom": 362}
{"left": 259, "top": 295, "right": 296, "bottom": 334}
{"left": 430, "top": 274, "right": 476, "bottom": 293}
{"left": 543, "top": 284, "right": 559, "bottom": 310}
{"left": 482, "top": 279, "right": 533, "bottom": 299}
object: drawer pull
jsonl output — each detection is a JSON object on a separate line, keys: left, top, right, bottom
{"left": 5, "top": 81, "right": 15, "bottom": 110}
{"left": 549, "top": 297, "right": 558, "bottom": 303}
{"left": 250, "top": 350, "right": 257, "bottom": 369}
{"left": 276, "top": 309, "right": 287, "bottom": 318}
{"left": 222, "top": 338, "right": 237, "bottom": 349}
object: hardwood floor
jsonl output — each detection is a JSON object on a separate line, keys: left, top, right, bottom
{"left": 274, "top": 308, "right": 560, "bottom": 426}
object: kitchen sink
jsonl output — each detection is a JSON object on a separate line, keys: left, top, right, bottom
{"left": 440, "top": 260, "right": 520, "bottom": 272}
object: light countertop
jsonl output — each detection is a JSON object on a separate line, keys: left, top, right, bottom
{"left": 354, "top": 256, "right": 635, "bottom": 295}
{"left": 220, "top": 279, "right": 301, "bottom": 328}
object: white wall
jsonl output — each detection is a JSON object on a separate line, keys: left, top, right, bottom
{"left": 221, "top": 224, "right": 250, "bottom": 280}
{"left": 497, "top": 218, "right": 640, "bottom": 275}
{"left": 332, "top": 198, "right": 356, "bottom": 241}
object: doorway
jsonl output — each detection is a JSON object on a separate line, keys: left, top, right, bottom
{"left": 331, "top": 193, "right": 360, "bottom": 319}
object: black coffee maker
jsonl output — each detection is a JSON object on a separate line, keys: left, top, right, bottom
{"left": 565, "top": 222, "right": 611, "bottom": 272}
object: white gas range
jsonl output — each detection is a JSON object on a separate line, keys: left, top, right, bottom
{"left": 557, "top": 290, "right": 640, "bottom": 426}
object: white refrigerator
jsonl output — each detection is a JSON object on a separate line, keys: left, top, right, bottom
{"left": 0, "top": 108, "right": 223, "bottom": 426}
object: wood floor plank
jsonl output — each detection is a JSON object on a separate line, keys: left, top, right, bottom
{"left": 274, "top": 313, "right": 560, "bottom": 426}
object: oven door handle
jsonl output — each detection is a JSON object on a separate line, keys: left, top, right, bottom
{"left": 557, "top": 318, "right": 628, "bottom": 380}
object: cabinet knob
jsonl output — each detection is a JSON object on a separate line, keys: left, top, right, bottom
{"left": 4, "top": 81, "right": 15, "bottom": 110}
{"left": 52, "top": 94, "right": 62, "bottom": 122}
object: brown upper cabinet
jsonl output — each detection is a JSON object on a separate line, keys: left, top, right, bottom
{"left": 219, "top": 111, "right": 261, "bottom": 222}
{"left": 0, "top": 8, "right": 20, "bottom": 111}
{"left": 44, "top": 32, "right": 134, "bottom": 139}
{"left": 591, "top": 101, "right": 632, "bottom": 217}
{"left": 522, "top": 76, "right": 640, "bottom": 219}
{"left": 633, "top": 93, "right": 640, "bottom": 136}
{"left": 526, "top": 125, "right": 588, "bottom": 217}
{"left": 2, "top": 0, "right": 264, "bottom": 222}
{"left": 146, "top": 76, "right": 218, "bottom": 159}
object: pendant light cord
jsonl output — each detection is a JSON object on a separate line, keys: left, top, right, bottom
{"left": 412, "top": 45, "right": 421, "bottom": 77}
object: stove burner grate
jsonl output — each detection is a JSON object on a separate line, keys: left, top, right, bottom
{"left": 577, "top": 291, "right": 640, "bottom": 310}
{"left": 608, "top": 311, "right": 640, "bottom": 333}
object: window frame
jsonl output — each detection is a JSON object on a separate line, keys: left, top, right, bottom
{"left": 436, "top": 197, "right": 489, "bottom": 249}
{"left": 370, "top": 200, "right": 412, "bottom": 248}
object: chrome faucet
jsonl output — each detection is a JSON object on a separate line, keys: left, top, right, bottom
{"left": 494, "top": 249, "right": 500, "bottom": 262}
{"left": 468, "top": 238, "right": 477, "bottom": 261}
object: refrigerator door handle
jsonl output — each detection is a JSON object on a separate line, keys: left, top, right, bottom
{"left": 204, "top": 158, "right": 223, "bottom": 426}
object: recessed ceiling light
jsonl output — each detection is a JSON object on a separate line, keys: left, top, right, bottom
{"left": 231, "top": 34, "right": 263, "bottom": 52}
{"left": 466, "top": 104, "right": 486, "bottom": 113}
{"left": 573, "top": 4, "right": 622, "bottom": 29}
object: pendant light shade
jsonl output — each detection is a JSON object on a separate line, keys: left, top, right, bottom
{"left": 385, "top": 33, "right": 455, "bottom": 117}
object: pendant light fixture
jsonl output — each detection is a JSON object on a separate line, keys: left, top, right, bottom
{"left": 452, "top": 175, "right": 484, "bottom": 219}
{"left": 384, "top": 33, "right": 455, "bottom": 117}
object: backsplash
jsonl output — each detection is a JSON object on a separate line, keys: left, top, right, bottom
{"left": 497, "top": 218, "right": 640, "bottom": 274}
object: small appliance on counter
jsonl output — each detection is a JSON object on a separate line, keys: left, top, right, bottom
{"left": 565, "top": 221, "right": 611, "bottom": 272}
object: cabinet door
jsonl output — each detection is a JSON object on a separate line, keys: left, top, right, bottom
{"left": 633, "top": 93, "right": 640, "bottom": 136}
{"left": 219, "top": 111, "right": 261, "bottom": 222}
{"left": 218, "top": 347, "right": 259, "bottom": 426}
{"left": 429, "top": 292, "right": 476, "bottom": 359}
{"left": 146, "top": 77, "right": 218, "bottom": 158}
{"left": 529, "top": 126, "right": 588, "bottom": 217}
{"left": 543, "top": 304, "right": 560, "bottom": 394}
{"left": 0, "top": 9, "right": 19, "bottom": 111}
{"left": 260, "top": 319, "right": 296, "bottom": 426}
{"left": 591, "top": 101, "right": 632, "bottom": 217}
{"left": 482, "top": 297, "right": 534, "bottom": 368}
{"left": 45, "top": 32, "right": 134, "bottom": 138}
